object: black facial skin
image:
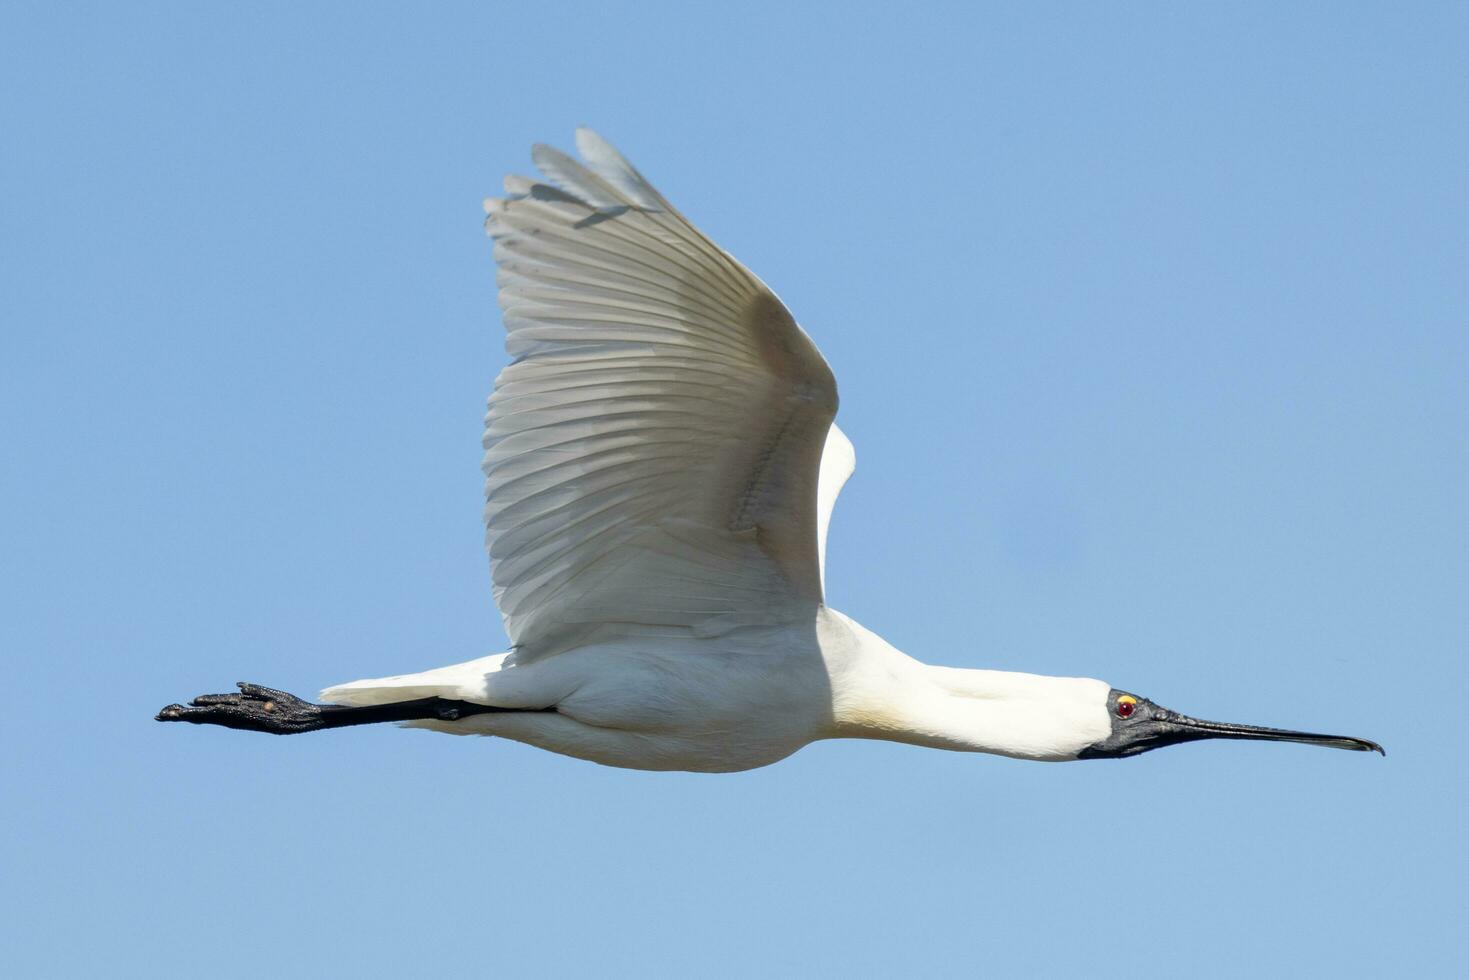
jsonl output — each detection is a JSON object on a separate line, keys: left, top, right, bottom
{"left": 1078, "top": 689, "right": 1384, "bottom": 759}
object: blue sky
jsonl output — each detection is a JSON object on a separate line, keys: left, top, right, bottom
{"left": 4, "top": 2, "right": 1466, "bottom": 976}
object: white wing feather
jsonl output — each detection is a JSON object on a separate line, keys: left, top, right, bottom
{"left": 483, "top": 130, "right": 849, "bottom": 657}
{"left": 816, "top": 423, "right": 855, "bottom": 594}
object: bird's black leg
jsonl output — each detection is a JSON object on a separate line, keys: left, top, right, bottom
{"left": 155, "top": 682, "right": 544, "bottom": 735}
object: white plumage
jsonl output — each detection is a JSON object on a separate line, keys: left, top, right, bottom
{"left": 284, "top": 130, "right": 1378, "bottom": 769}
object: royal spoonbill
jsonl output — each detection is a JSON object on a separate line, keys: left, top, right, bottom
{"left": 157, "top": 129, "right": 1382, "bottom": 771}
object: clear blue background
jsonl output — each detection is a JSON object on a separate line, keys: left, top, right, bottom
{"left": 4, "top": 2, "right": 1465, "bottom": 976}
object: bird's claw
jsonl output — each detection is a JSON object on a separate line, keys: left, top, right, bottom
{"left": 156, "top": 682, "right": 325, "bottom": 734}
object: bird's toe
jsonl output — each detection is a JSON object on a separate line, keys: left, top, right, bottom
{"left": 236, "top": 682, "right": 307, "bottom": 706}
{"left": 189, "top": 693, "right": 242, "bottom": 707}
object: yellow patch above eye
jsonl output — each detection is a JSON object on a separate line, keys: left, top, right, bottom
{"left": 1118, "top": 695, "right": 1138, "bottom": 706}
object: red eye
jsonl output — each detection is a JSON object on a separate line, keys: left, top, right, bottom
{"left": 1117, "top": 699, "right": 1135, "bottom": 718}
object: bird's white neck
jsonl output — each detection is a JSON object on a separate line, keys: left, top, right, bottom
{"left": 821, "top": 611, "right": 1113, "bottom": 761}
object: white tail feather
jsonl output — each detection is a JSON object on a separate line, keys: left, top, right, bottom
{"left": 320, "top": 653, "right": 511, "bottom": 706}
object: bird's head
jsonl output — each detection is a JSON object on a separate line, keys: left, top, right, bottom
{"left": 1077, "top": 689, "right": 1383, "bottom": 759}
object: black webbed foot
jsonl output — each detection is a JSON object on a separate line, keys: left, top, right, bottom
{"left": 156, "top": 682, "right": 326, "bottom": 734}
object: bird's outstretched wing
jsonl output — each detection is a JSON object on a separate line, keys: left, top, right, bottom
{"left": 484, "top": 129, "right": 850, "bottom": 656}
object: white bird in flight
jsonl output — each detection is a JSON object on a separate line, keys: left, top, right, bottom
{"left": 159, "top": 129, "right": 1382, "bottom": 769}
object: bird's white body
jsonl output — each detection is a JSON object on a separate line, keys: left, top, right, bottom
{"left": 324, "top": 608, "right": 1112, "bottom": 772}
